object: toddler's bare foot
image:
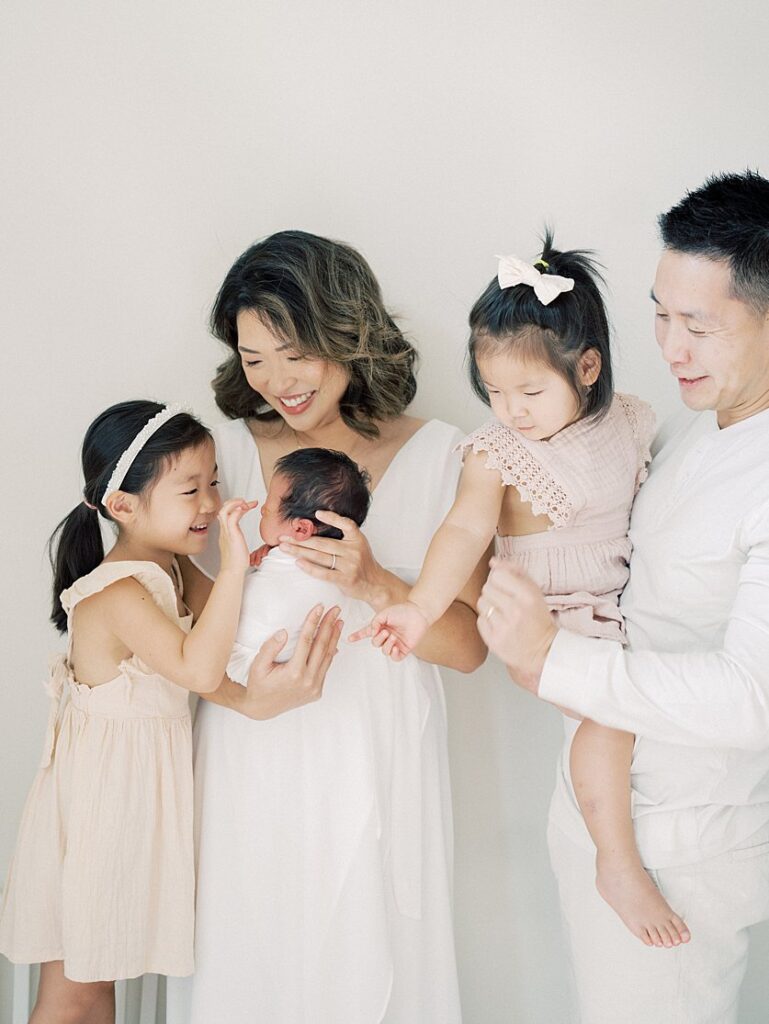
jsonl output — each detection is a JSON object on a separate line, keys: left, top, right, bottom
{"left": 595, "top": 852, "right": 691, "bottom": 948}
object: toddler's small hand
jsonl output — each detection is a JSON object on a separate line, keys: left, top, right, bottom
{"left": 348, "top": 601, "right": 430, "bottom": 661}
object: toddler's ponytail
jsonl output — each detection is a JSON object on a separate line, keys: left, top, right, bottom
{"left": 468, "top": 228, "right": 614, "bottom": 420}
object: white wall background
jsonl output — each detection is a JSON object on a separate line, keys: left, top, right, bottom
{"left": 2, "top": 1, "right": 768, "bottom": 1020}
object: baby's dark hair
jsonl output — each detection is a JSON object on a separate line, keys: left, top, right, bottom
{"left": 49, "top": 400, "right": 212, "bottom": 633}
{"left": 467, "top": 229, "right": 613, "bottom": 419}
{"left": 273, "top": 448, "right": 372, "bottom": 540}
{"left": 658, "top": 170, "right": 769, "bottom": 314}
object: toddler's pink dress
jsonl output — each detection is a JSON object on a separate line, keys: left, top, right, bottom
{"left": 458, "top": 394, "right": 656, "bottom": 641}
{"left": 0, "top": 561, "right": 195, "bottom": 982}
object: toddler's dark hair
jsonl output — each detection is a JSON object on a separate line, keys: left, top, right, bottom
{"left": 658, "top": 170, "right": 769, "bottom": 314}
{"left": 49, "top": 401, "right": 211, "bottom": 633}
{"left": 467, "top": 229, "right": 613, "bottom": 420}
{"left": 273, "top": 448, "right": 372, "bottom": 540}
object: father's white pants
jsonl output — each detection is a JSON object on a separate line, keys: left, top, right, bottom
{"left": 548, "top": 820, "right": 769, "bottom": 1023}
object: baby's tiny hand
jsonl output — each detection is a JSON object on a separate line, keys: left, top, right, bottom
{"left": 249, "top": 543, "right": 272, "bottom": 569}
{"left": 348, "top": 601, "right": 430, "bottom": 661}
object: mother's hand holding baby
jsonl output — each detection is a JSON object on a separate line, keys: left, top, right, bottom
{"left": 279, "top": 507, "right": 401, "bottom": 610}
{"left": 477, "top": 556, "right": 558, "bottom": 695}
{"left": 239, "top": 602, "right": 342, "bottom": 719}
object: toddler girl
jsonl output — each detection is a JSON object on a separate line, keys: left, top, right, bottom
{"left": 358, "top": 236, "right": 691, "bottom": 949}
{"left": 0, "top": 400, "right": 255, "bottom": 1022}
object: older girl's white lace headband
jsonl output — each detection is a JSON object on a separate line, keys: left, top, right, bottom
{"left": 100, "top": 403, "right": 185, "bottom": 506}
{"left": 496, "top": 254, "right": 574, "bottom": 306}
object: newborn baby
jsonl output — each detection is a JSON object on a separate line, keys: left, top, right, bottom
{"left": 227, "top": 448, "right": 372, "bottom": 682}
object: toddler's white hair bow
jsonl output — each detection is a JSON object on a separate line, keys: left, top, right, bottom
{"left": 496, "top": 254, "right": 575, "bottom": 306}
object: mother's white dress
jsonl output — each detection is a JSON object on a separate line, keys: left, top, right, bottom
{"left": 167, "top": 417, "right": 464, "bottom": 1023}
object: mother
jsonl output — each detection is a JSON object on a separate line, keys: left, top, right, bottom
{"left": 172, "top": 231, "right": 487, "bottom": 1024}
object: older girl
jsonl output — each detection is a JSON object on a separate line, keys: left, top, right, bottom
{"left": 0, "top": 402, "right": 253, "bottom": 1021}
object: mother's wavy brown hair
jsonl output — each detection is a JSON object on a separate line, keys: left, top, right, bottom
{"left": 210, "top": 230, "right": 418, "bottom": 438}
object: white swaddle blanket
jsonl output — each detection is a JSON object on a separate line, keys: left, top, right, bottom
{"left": 227, "top": 548, "right": 345, "bottom": 682}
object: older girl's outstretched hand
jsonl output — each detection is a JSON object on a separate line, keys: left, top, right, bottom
{"left": 217, "top": 498, "right": 259, "bottom": 574}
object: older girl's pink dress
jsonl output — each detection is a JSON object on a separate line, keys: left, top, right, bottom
{"left": 459, "top": 394, "right": 656, "bottom": 640}
{"left": 0, "top": 561, "right": 195, "bottom": 982}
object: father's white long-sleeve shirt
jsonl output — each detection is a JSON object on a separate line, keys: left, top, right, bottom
{"left": 544, "top": 405, "right": 769, "bottom": 868}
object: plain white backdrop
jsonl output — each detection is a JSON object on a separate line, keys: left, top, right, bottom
{"left": 2, "top": 1, "right": 769, "bottom": 1020}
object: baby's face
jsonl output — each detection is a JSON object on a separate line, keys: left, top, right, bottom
{"left": 259, "top": 473, "right": 295, "bottom": 546}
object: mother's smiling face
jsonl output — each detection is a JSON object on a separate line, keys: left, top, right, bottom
{"left": 236, "top": 310, "right": 350, "bottom": 431}
{"left": 210, "top": 230, "right": 418, "bottom": 436}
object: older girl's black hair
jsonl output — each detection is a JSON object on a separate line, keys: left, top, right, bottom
{"left": 273, "top": 448, "right": 371, "bottom": 540}
{"left": 467, "top": 229, "right": 613, "bottom": 420}
{"left": 49, "top": 401, "right": 211, "bottom": 633}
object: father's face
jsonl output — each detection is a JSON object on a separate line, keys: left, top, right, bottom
{"left": 652, "top": 250, "right": 769, "bottom": 427}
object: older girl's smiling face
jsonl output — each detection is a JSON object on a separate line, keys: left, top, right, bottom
{"left": 236, "top": 310, "right": 350, "bottom": 429}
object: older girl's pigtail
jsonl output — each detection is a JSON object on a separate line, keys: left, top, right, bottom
{"left": 49, "top": 503, "right": 105, "bottom": 633}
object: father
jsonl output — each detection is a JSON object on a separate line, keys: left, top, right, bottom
{"left": 478, "top": 171, "right": 769, "bottom": 1023}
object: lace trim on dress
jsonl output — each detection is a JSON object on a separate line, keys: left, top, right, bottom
{"left": 456, "top": 422, "right": 573, "bottom": 529}
{"left": 615, "top": 393, "right": 656, "bottom": 489}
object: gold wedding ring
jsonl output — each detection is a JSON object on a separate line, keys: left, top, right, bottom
{"left": 330, "top": 553, "right": 337, "bottom": 571}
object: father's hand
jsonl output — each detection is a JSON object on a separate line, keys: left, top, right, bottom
{"left": 477, "top": 558, "right": 558, "bottom": 695}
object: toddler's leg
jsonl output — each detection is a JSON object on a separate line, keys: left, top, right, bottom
{"left": 570, "top": 720, "right": 691, "bottom": 949}
{"left": 30, "top": 960, "right": 115, "bottom": 1024}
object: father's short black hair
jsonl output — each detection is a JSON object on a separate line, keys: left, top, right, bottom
{"left": 658, "top": 170, "right": 769, "bottom": 313}
{"left": 273, "top": 448, "right": 372, "bottom": 540}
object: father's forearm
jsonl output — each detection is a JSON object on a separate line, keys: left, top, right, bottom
{"left": 540, "top": 631, "right": 769, "bottom": 750}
